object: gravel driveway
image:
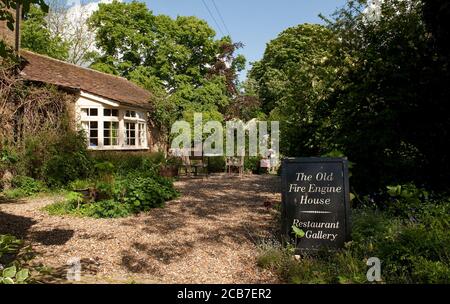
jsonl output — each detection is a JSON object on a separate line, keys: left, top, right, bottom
{"left": 0, "top": 174, "right": 281, "bottom": 283}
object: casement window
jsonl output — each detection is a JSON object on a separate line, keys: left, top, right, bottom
{"left": 104, "top": 121, "right": 119, "bottom": 146}
{"left": 79, "top": 106, "right": 148, "bottom": 150}
{"left": 82, "top": 121, "right": 99, "bottom": 147}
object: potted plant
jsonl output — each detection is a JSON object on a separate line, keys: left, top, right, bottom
{"left": 159, "top": 156, "right": 181, "bottom": 177}
{"left": 69, "top": 179, "right": 96, "bottom": 203}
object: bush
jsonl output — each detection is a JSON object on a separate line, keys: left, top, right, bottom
{"left": 82, "top": 200, "right": 131, "bottom": 218}
{"left": 43, "top": 171, "right": 179, "bottom": 218}
{"left": 244, "top": 156, "right": 261, "bottom": 174}
{"left": 257, "top": 192, "right": 450, "bottom": 284}
{"left": 2, "top": 176, "right": 47, "bottom": 199}
{"left": 117, "top": 172, "right": 179, "bottom": 213}
{"left": 90, "top": 151, "right": 164, "bottom": 176}
{"left": 43, "top": 130, "right": 93, "bottom": 187}
{"left": 207, "top": 156, "right": 225, "bottom": 173}
{"left": 11, "top": 176, "right": 46, "bottom": 195}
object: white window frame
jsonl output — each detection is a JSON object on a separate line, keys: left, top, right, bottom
{"left": 76, "top": 92, "right": 149, "bottom": 151}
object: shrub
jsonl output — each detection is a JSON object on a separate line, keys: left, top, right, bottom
{"left": 257, "top": 194, "right": 450, "bottom": 284}
{"left": 2, "top": 176, "right": 47, "bottom": 199}
{"left": 208, "top": 156, "right": 225, "bottom": 173}
{"left": 89, "top": 151, "right": 164, "bottom": 175}
{"left": 11, "top": 176, "right": 46, "bottom": 195}
{"left": 82, "top": 200, "right": 131, "bottom": 218}
{"left": 244, "top": 156, "right": 261, "bottom": 174}
{"left": 43, "top": 171, "right": 178, "bottom": 218}
{"left": 117, "top": 173, "right": 179, "bottom": 213}
{"left": 43, "top": 130, "right": 93, "bottom": 187}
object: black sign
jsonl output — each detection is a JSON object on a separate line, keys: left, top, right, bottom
{"left": 281, "top": 157, "right": 351, "bottom": 250}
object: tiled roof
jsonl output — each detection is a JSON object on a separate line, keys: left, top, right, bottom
{"left": 19, "top": 50, "right": 152, "bottom": 109}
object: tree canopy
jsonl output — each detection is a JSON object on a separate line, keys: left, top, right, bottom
{"left": 250, "top": 0, "right": 450, "bottom": 193}
{"left": 21, "top": 5, "right": 69, "bottom": 60}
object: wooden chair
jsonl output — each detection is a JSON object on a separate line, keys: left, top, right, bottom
{"left": 226, "top": 156, "right": 244, "bottom": 176}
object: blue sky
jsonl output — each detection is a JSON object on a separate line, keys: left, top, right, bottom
{"left": 143, "top": 0, "right": 347, "bottom": 80}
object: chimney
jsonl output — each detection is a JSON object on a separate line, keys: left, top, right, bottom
{"left": 0, "top": 3, "right": 21, "bottom": 52}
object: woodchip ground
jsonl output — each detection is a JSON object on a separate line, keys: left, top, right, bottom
{"left": 0, "top": 174, "right": 281, "bottom": 283}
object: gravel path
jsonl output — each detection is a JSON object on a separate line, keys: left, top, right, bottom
{"left": 0, "top": 174, "right": 281, "bottom": 283}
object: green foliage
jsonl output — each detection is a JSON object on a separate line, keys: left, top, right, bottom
{"left": 0, "top": 235, "right": 30, "bottom": 284}
{"left": 90, "top": 151, "right": 163, "bottom": 176}
{"left": 43, "top": 130, "right": 93, "bottom": 187}
{"left": 10, "top": 175, "right": 46, "bottom": 196}
{"left": 21, "top": 5, "right": 69, "bottom": 60}
{"left": 43, "top": 169, "right": 179, "bottom": 218}
{"left": 68, "top": 179, "right": 93, "bottom": 190}
{"left": 244, "top": 156, "right": 261, "bottom": 174}
{"left": 0, "top": 234, "right": 22, "bottom": 259}
{"left": 81, "top": 199, "right": 131, "bottom": 219}
{"left": 87, "top": 0, "right": 247, "bottom": 133}
{"left": 207, "top": 156, "right": 225, "bottom": 173}
{"left": 250, "top": 0, "right": 450, "bottom": 193}
{"left": 291, "top": 225, "right": 305, "bottom": 238}
{"left": 250, "top": 23, "right": 338, "bottom": 157}
{"left": 117, "top": 172, "right": 179, "bottom": 213}
{"left": 0, "top": 266, "right": 29, "bottom": 284}
{"left": 0, "top": 0, "right": 49, "bottom": 58}
{"left": 258, "top": 191, "right": 450, "bottom": 283}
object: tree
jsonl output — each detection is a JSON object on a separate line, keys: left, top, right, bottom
{"left": 44, "top": 0, "right": 97, "bottom": 65}
{"left": 88, "top": 0, "right": 247, "bottom": 144}
{"left": 21, "top": 5, "right": 69, "bottom": 60}
{"left": 1, "top": 0, "right": 48, "bottom": 58}
{"left": 249, "top": 24, "right": 340, "bottom": 156}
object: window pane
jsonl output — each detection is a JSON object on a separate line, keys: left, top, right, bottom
{"left": 90, "top": 138, "right": 98, "bottom": 146}
{"left": 112, "top": 109, "right": 119, "bottom": 117}
{"left": 129, "top": 139, "right": 135, "bottom": 145}
{"left": 103, "top": 130, "right": 109, "bottom": 137}
{"left": 112, "top": 138, "right": 118, "bottom": 145}
{"left": 90, "top": 130, "right": 98, "bottom": 138}
{"left": 104, "top": 109, "right": 111, "bottom": 116}
{"left": 104, "top": 121, "right": 110, "bottom": 129}
{"left": 90, "top": 108, "right": 98, "bottom": 116}
{"left": 82, "top": 108, "right": 88, "bottom": 115}
{"left": 90, "top": 121, "right": 98, "bottom": 128}
{"left": 104, "top": 138, "right": 110, "bottom": 146}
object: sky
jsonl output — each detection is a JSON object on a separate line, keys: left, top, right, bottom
{"left": 67, "top": 0, "right": 347, "bottom": 79}
{"left": 143, "top": 0, "right": 347, "bottom": 80}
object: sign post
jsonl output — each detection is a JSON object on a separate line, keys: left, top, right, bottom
{"left": 281, "top": 157, "right": 351, "bottom": 251}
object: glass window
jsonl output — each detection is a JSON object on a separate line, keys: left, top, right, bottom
{"left": 138, "top": 123, "right": 146, "bottom": 146}
{"left": 125, "top": 122, "right": 136, "bottom": 146}
{"left": 82, "top": 108, "right": 98, "bottom": 116}
{"left": 104, "top": 122, "right": 119, "bottom": 146}
{"left": 82, "top": 121, "right": 98, "bottom": 147}
{"left": 104, "top": 109, "right": 119, "bottom": 117}
{"left": 125, "top": 110, "right": 136, "bottom": 118}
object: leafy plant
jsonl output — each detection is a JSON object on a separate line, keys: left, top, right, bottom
{"left": 291, "top": 225, "right": 305, "bottom": 238}
{"left": 0, "top": 235, "right": 31, "bottom": 284}
{"left": 0, "top": 266, "right": 29, "bottom": 284}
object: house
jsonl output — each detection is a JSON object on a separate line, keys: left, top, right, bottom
{"left": 19, "top": 51, "right": 155, "bottom": 151}
{"left": 1, "top": 7, "right": 160, "bottom": 152}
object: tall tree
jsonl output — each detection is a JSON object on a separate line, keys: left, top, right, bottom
{"left": 88, "top": 0, "right": 246, "bottom": 140}
{"left": 21, "top": 5, "right": 69, "bottom": 60}
{"left": 249, "top": 24, "right": 340, "bottom": 156}
{"left": 1, "top": 0, "right": 48, "bottom": 58}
